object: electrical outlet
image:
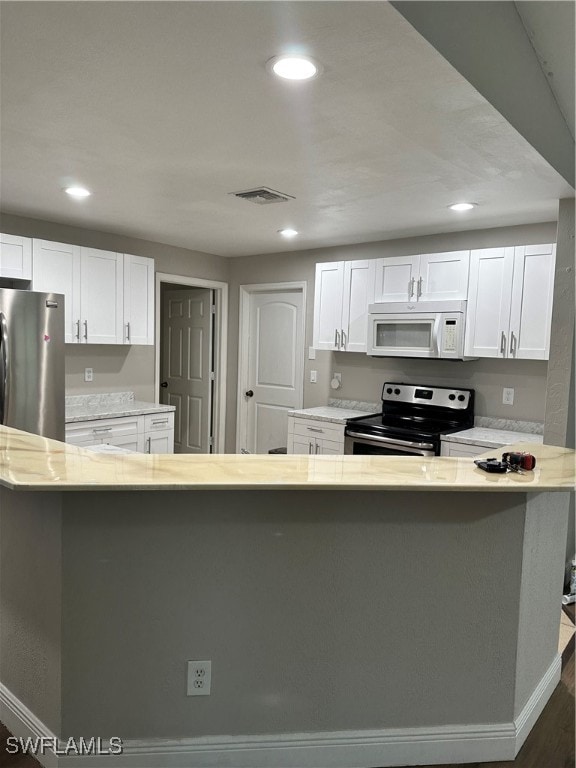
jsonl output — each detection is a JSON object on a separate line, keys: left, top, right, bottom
{"left": 187, "top": 660, "right": 211, "bottom": 696}
{"left": 502, "top": 387, "right": 514, "bottom": 405}
{"left": 310, "top": 370, "right": 317, "bottom": 383}
{"left": 84, "top": 368, "right": 93, "bottom": 382}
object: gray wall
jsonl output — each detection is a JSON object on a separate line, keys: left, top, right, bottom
{"left": 226, "top": 221, "right": 557, "bottom": 451}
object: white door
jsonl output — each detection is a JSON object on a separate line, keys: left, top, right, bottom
{"left": 509, "top": 244, "right": 556, "bottom": 360}
{"left": 418, "top": 251, "right": 470, "bottom": 302}
{"left": 123, "top": 254, "right": 154, "bottom": 345}
{"left": 0, "top": 234, "right": 32, "bottom": 279}
{"left": 312, "top": 262, "right": 344, "bottom": 350}
{"left": 243, "top": 288, "right": 304, "bottom": 454}
{"left": 32, "top": 239, "right": 81, "bottom": 343}
{"left": 80, "top": 248, "right": 123, "bottom": 344}
{"left": 341, "top": 260, "right": 376, "bottom": 352}
{"left": 464, "top": 247, "right": 515, "bottom": 358}
{"left": 161, "top": 288, "right": 213, "bottom": 454}
{"left": 374, "top": 256, "right": 418, "bottom": 302}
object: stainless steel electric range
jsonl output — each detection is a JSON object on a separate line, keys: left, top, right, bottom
{"left": 345, "top": 382, "right": 474, "bottom": 457}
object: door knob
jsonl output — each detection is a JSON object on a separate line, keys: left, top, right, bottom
{"left": 245, "top": 390, "right": 254, "bottom": 397}
{"left": 160, "top": 381, "right": 168, "bottom": 388}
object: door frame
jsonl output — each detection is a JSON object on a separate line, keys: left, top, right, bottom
{"left": 236, "top": 282, "right": 307, "bottom": 454}
{"left": 155, "top": 273, "right": 228, "bottom": 454}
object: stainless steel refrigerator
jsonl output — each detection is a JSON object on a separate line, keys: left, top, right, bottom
{"left": 0, "top": 288, "right": 65, "bottom": 441}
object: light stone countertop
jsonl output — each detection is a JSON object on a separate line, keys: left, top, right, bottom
{"left": 65, "top": 391, "right": 174, "bottom": 423}
{"left": 442, "top": 428, "right": 545, "bottom": 449}
{"left": 1, "top": 426, "right": 573, "bottom": 493}
{"left": 287, "top": 406, "right": 376, "bottom": 424}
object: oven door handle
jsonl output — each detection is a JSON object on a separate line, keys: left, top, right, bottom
{"left": 345, "top": 431, "right": 435, "bottom": 451}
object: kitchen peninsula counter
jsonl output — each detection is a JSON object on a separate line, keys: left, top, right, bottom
{"left": 0, "top": 426, "right": 573, "bottom": 492}
{"left": 1, "top": 424, "right": 574, "bottom": 768}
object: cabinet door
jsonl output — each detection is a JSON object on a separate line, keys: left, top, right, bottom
{"left": 32, "top": 239, "right": 81, "bottom": 343}
{"left": 80, "top": 248, "right": 123, "bottom": 344}
{"left": 509, "top": 245, "right": 556, "bottom": 360}
{"left": 317, "top": 438, "right": 344, "bottom": 455}
{"left": 144, "top": 430, "right": 174, "bottom": 454}
{"left": 341, "top": 260, "right": 376, "bottom": 352}
{"left": 0, "top": 234, "right": 32, "bottom": 279}
{"left": 291, "top": 437, "right": 314, "bottom": 455}
{"left": 418, "top": 251, "right": 470, "bottom": 302}
{"left": 123, "top": 254, "right": 154, "bottom": 345}
{"left": 441, "top": 441, "right": 487, "bottom": 457}
{"left": 464, "top": 247, "right": 514, "bottom": 358}
{"left": 104, "top": 433, "right": 145, "bottom": 453}
{"left": 313, "top": 262, "right": 344, "bottom": 350}
{"left": 374, "top": 256, "right": 418, "bottom": 302}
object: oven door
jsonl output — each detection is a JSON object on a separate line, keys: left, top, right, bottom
{"left": 368, "top": 313, "right": 441, "bottom": 358}
{"left": 344, "top": 431, "right": 437, "bottom": 456}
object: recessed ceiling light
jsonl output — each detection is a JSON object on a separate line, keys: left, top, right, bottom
{"left": 279, "top": 228, "right": 299, "bottom": 238}
{"left": 65, "top": 186, "right": 91, "bottom": 198}
{"left": 268, "top": 56, "right": 320, "bottom": 80}
{"left": 449, "top": 202, "right": 477, "bottom": 211}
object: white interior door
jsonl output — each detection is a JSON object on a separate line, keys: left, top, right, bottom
{"left": 161, "top": 288, "right": 213, "bottom": 453}
{"left": 242, "top": 288, "right": 304, "bottom": 454}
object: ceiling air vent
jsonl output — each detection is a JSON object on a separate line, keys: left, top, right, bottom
{"left": 231, "top": 187, "right": 295, "bottom": 205}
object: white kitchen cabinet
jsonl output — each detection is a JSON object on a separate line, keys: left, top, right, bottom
{"left": 123, "top": 254, "right": 154, "bottom": 345}
{"left": 0, "top": 233, "right": 32, "bottom": 280}
{"left": 65, "top": 412, "right": 174, "bottom": 454}
{"left": 441, "top": 441, "right": 487, "bottom": 457}
{"left": 287, "top": 416, "right": 345, "bottom": 455}
{"left": 313, "top": 259, "right": 375, "bottom": 352}
{"left": 374, "top": 251, "right": 470, "bottom": 303}
{"left": 464, "top": 244, "right": 555, "bottom": 360}
{"left": 32, "top": 239, "right": 81, "bottom": 343}
{"left": 80, "top": 248, "right": 124, "bottom": 344}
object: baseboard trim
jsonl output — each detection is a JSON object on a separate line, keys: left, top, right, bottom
{"left": 1, "top": 656, "right": 561, "bottom": 768}
{"left": 0, "top": 682, "right": 59, "bottom": 768}
{"left": 514, "top": 652, "right": 561, "bottom": 755}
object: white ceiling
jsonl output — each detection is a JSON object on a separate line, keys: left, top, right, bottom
{"left": 0, "top": 1, "right": 573, "bottom": 257}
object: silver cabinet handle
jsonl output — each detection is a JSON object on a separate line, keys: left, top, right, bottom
{"left": 76, "top": 320, "right": 81, "bottom": 341}
{"left": 510, "top": 331, "right": 517, "bottom": 356}
{"left": 308, "top": 441, "right": 313, "bottom": 454}
{"left": 341, "top": 329, "right": 346, "bottom": 350}
{"left": 152, "top": 419, "right": 168, "bottom": 425}
{"left": 83, "top": 320, "right": 88, "bottom": 341}
{"left": 92, "top": 426, "right": 112, "bottom": 433}
{"left": 334, "top": 329, "right": 340, "bottom": 349}
{"left": 500, "top": 331, "right": 506, "bottom": 355}
{"left": 417, "top": 277, "right": 423, "bottom": 298}
{"left": 409, "top": 277, "right": 415, "bottom": 298}
{"left": 126, "top": 322, "right": 131, "bottom": 343}
{"left": 315, "top": 442, "right": 320, "bottom": 454}
{"left": 146, "top": 437, "right": 151, "bottom": 453}
{"left": 306, "top": 426, "right": 324, "bottom": 433}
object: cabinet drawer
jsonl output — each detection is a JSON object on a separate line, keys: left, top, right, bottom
{"left": 441, "top": 441, "right": 489, "bottom": 457}
{"left": 143, "top": 412, "right": 174, "bottom": 432}
{"left": 293, "top": 420, "right": 344, "bottom": 443}
{"left": 66, "top": 416, "right": 140, "bottom": 442}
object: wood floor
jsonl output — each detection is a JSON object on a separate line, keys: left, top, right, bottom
{"left": 1, "top": 608, "right": 574, "bottom": 768}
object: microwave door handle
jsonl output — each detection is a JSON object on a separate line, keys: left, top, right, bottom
{"left": 431, "top": 315, "right": 441, "bottom": 357}
{"left": 0, "top": 312, "right": 9, "bottom": 425}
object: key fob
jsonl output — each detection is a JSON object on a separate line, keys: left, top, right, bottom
{"left": 474, "top": 459, "right": 508, "bottom": 473}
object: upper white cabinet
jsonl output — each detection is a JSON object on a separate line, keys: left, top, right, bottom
{"left": 32, "top": 239, "right": 81, "bottom": 343}
{"left": 464, "top": 244, "right": 555, "bottom": 360}
{"left": 374, "top": 251, "right": 470, "bottom": 303}
{"left": 0, "top": 234, "right": 32, "bottom": 280}
{"left": 313, "top": 260, "right": 375, "bottom": 352}
{"left": 80, "top": 248, "right": 124, "bottom": 344}
{"left": 32, "top": 238, "right": 154, "bottom": 345}
{"left": 123, "top": 254, "right": 154, "bottom": 345}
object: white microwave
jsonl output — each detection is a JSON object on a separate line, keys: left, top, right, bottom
{"left": 367, "top": 301, "right": 473, "bottom": 359}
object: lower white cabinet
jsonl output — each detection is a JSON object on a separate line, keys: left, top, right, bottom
{"left": 287, "top": 416, "right": 345, "bottom": 455}
{"left": 441, "top": 441, "right": 488, "bottom": 457}
{"left": 66, "top": 412, "right": 174, "bottom": 454}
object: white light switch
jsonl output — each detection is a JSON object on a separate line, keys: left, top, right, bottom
{"left": 310, "top": 370, "right": 317, "bottom": 383}
{"left": 308, "top": 347, "right": 316, "bottom": 360}
{"left": 84, "top": 368, "right": 93, "bottom": 382}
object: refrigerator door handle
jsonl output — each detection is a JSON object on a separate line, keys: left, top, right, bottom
{"left": 0, "top": 312, "right": 9, "bottom": 425}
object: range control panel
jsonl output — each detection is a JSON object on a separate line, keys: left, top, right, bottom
{"left": 381, "top": 383, "right": 473, "bottom": 410}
